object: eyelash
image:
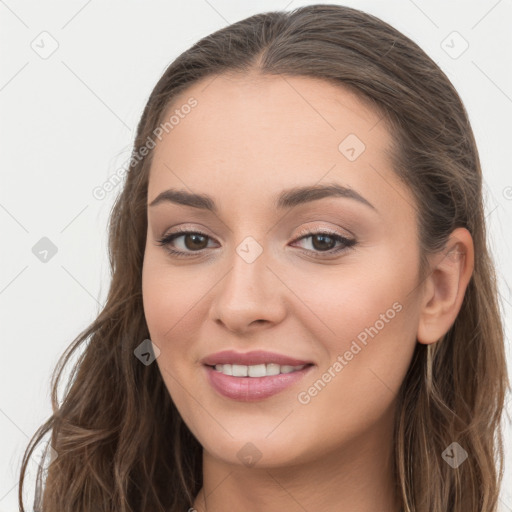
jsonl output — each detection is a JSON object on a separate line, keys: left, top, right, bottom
{"left": 155, "top": 227, "right": 357, "bottom": 260}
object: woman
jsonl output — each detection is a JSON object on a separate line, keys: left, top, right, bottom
{"left": 18, "top": 4, "right": 509, "bottom": 511}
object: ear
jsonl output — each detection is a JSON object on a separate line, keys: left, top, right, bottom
{"left": 416, "top": 227, "right": 475, "bottom": 345}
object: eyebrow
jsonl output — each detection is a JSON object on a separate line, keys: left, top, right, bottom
{"left": 148, "top": 183, "right": 377, "bottom": 213}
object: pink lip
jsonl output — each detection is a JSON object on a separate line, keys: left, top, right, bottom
{"left": 204, "top": 364, "right": 314, "bottom": 401}
{"left": 200, "top": 350, "right": 312, "bottom": 367}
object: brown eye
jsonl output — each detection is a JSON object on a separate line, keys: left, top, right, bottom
{"left": 309, "top": 234, "right": 337, "bottom": 251}
{"left": 156, "top": 228, "right": 357, "bottom": 260}
{"left": 182, "top": 233, "right": 209, "bottom": 251}
{"left": 292, "top": 230, "right": 357, "bottom": 258}
{"left": 156, "top": 230, "right": 216, "bottom": 258}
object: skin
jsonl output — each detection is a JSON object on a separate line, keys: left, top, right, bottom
{"left": 141, "top": 72, "right": 474, "bottom": 512}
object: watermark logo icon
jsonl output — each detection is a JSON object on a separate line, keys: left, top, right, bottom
{"left": 32, "top": 237, "right": 58, "bottom": 263}
{"left": 236, "top": 442, "right": 262, "bottom": 467}
{"left": 30, "top": 31, "right": 59, "bottom": 59}
{"left": 442, "top": 442, "right": 468, "bottom": 468}
{"left": 338, "top": 133, "right": 366, "bottom": 161}
{"left": 134, "top": 339, "right": 161, "bottom": 365}
{"left": 441, "top": 31, "right": 469, "bottom": 59}
{"left": 236, "top": 236, "right": 263, "bottom": 264}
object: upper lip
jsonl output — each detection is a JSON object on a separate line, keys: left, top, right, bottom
{"left": 201, "top": 350, "right": 313, "bottom": 367}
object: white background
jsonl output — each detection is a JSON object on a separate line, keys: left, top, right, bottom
{"left": 1, "top": 1, "right": 511, "bottom": 510}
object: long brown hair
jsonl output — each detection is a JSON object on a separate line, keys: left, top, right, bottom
{"left": 19, "top": 4, "right": 509, "bottom": 511}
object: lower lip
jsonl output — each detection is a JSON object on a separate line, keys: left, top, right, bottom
{"left": 204, "top": 364, "right": 314, "bottom": 401}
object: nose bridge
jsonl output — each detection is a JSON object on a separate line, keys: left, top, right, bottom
{"left": 209, "top": 229, "right": 285, "bottom": 330}
{"left": 225, "top": 233, "right": 271, "bottom": 300}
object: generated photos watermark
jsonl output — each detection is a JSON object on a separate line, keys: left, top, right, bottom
{"left": 297, "top": 301, "right": 403, "bottom": 405}
{"left": 92, "top": 96, "right": 198, "bottom": 201}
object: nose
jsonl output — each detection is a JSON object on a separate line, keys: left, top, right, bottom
{"left": 208, "top": 241, "right": 287, "bottom": 334}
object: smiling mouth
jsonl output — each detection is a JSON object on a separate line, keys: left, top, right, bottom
{"left": 203, "top": 362, "right": 315, "bottom": 401}
{"left": 206, "top": 363, "right": 314, "bottom": 377}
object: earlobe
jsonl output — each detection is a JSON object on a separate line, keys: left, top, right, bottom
{"left": 416, "top": 228, "right": 475, "bottom": 345}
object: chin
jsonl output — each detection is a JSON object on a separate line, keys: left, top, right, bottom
{"left": 191, "top": 420, "right": 320, "bottom": 469}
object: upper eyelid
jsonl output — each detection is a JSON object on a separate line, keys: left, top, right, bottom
{"left": 162, "top": 227, "right": 353, "bottom": 242}
{"left": 162, "top": 219, "right": 354, "bottom": 238}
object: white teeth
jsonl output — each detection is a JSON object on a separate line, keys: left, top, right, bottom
{"left": 248, "top": 364, "right": 266, "bottom": 377}
{"left": 213, "top": 363, "right": 307, "bottom": 377}
{"left": 266, "top": 363, "right": 280, "bottom": 376}
{"left": 232, "top": 364, "right": 247, "bottom": 377}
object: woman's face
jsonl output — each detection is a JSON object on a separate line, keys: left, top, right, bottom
{"left": 142, "top": 73, "right": 424, "bottom": 467}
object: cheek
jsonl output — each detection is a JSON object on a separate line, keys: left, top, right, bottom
{"left": 141, "top": 260, "right": 206, "bottom": 419}
{"left": 142, "top": 255, "right": 208, "bottom": 344}
{"left": 141, "top": 255, "right": 217, "bottom": 409}
{"left": 293, "top": 304, "right": 416, "bottom": 455}
{"left": 287, "top": 244, "right": 417, "bottom": 343}
{"left": 292, "top": 249, "right": 419, "bottom": 413}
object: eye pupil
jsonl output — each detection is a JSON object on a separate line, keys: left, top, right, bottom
{"left": 312, "top": 234, "right": 335, "bottom": 251}
{"left": 186, "top": 234, "right": 208, "bottom": 250}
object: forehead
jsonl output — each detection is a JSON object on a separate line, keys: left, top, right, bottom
{"left": 157, "top": 72, "right": 387, "bottom": 157}
{"left": 148, "top": 73, "right": 415, "bottom": 222}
